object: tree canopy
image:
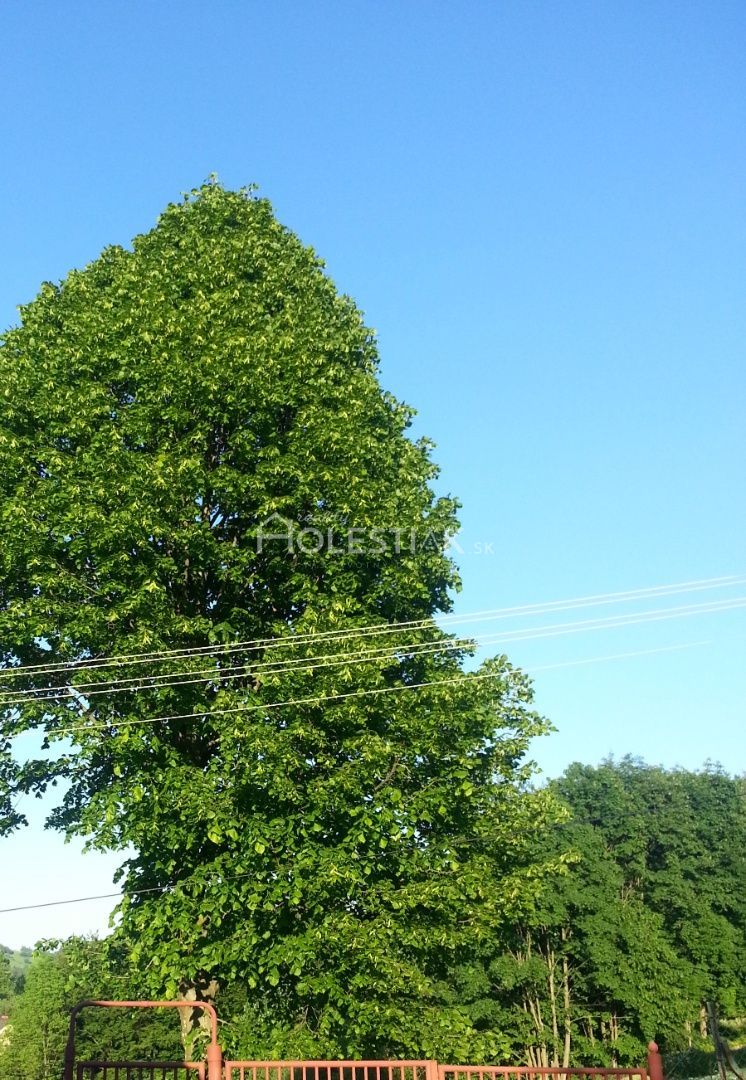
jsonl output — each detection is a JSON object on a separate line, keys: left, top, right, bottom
{"left": 553, "top": 759, "right": 746, "bottom": 1023}
{"left": 0, "top": 182, "right": 560, "bottom": 1059}
{"left": 475, "top": 759, "right": 746, "bottom": 1067}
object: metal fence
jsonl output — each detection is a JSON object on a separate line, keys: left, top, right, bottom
{"left": 73, "top": 1053, "right": 658, "bottom": 1080}
{"left": 76, "top": 1062, "right": 206, "bottom": 1080}
{"left": 438, "top": 1069, "right": 648, "bottom": 1080}
{"left": 223, "top": 1062, "right": 435, "bottom": 1080}
{"left": 64, "top": 1003, "right": 665, "bottom": 1080}
{"left": 223, "top": 1063, "right": 651, "bottom": 1080}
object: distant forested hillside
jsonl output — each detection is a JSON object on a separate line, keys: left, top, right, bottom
{"left": 0, "top": 947, "right": 31, "bottom": 998}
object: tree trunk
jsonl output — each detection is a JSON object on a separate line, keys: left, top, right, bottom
{"left": 547, "top": 946, "right": 560, "bottom": 1067}
{"left": 610, "top": 1013, "right": 619, "bottom": 1067}
{"left": 561, "top": 946, "right": 572, "bottom": 1068}
{"left": 179, "top": 975, "right": 220, "bottom": 1061}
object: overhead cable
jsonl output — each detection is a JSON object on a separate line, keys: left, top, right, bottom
{"left": 1, "top": 594, "right": 742, "bottom": 710}
{"left": 0, "top": 573, "right": 739, "bottom": 680}
{"left": 0, "top": 638, "right": 710, "bottom": 917}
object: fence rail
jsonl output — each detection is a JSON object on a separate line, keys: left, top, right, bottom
{"left": 439, "top": 1071, "right": 648, "bottom": 1080}
{"left": 438, "top": 1070, "right": 648, "bottom": 1080}
{"left": 223, "top": 1061, "right": 434, "bottom": 1080}
{"left": 223, "top": 1063, "right": 651, "bottom": 1080}
{"left": 77, "top": 1061, "right": 206, "bottom": 1080}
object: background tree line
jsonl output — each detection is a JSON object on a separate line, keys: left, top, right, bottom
{"left": 1, "top": 757, "right": 744, "bottom": 1079}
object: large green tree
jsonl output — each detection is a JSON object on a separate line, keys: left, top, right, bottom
{"left": 493, "top": 758, "right": 746, "bottom": 1066}
{"left": 0, "top": 182, "right": 560, "bottom": 1059}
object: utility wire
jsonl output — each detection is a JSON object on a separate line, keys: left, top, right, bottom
{"left": 528, "top": 640, "right": 709, "bottom": 672}
{"left": 1, "top": 581, "right": 737, "bottom": 702}
{"left": 0, "top": 872, "right": 255, "bottom": 915}
{"left": 0, "top": 886, "right": 166, "bottom": 914}
{"left": 1, "top": 594, "right": 742, "bottom": 711}
{"left": 13, "top": 629, "right": 722, "bottom": 742}
{"left": 0, "top": 636, "right": 478, "bottom": 707}
{"left": 0, "top": 573, "right": 740, "bottom": 680}
{"left": 0, "top": 638, "right": 708, "bottom": 917}
{"left": 17, "top": 669, "right": 519, "bottom": 738}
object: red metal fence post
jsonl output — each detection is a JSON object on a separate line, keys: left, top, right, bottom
{"left": 647, "top": 1041, "right": 664, "bottom": 1080}
{"left": 206, "top": 1040, "right": 223, "bottom": 1080}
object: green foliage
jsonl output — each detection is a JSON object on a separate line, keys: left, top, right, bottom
{"left": 445, "top": 760, "right": 746, "bottom": 1068}
{"left": 554, "top": 759, "right": 746, "bottom": 1018}
{"left": 453, "top": 823, "right": 689, "bottom": 1066}
{"left": 0, "top": 951, "right": 13, "bottom": 1012}
{"left": 0, "top": 950, "right": 68, "bottom": 1080}
{"left": 0, "top": 947, "right": 28, "bottom": 1015}
{"left": 664, "top": 1045, "right": 746, "bottom": 1080}
{"left": 0, "top": 937, "right": 182, "bottom": 1080}
{"left": 0, "top": 182, "right": 560, "bottom": 1059}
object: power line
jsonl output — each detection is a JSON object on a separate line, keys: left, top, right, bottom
{"left": 0, "top": 573, "right": 740, "bottom": 680}
{"left": 16, "top": 629, "right": 722, "bottom": 742}
{"left": 1, "top": 593, "right": 742, "bottom": 712}
{"left": 0, "top": 638, "right": 709, "bottom": 917}
{"left": 529, "top": 640, "right": 708, "bottom": 672}
{"left": 0, "top": 635, "right": 477, "bottom": 707}
{"left": 0, "top": 886, "right": 165, "bottom": 914}
{"left": 22, "top": 669, "right": 518, "bottom": 738}
{"left": 0, "top": 579, "right": 733, "bottom": 702}
{"left": 0, "top": 872, "right": 255, "bottom": 915}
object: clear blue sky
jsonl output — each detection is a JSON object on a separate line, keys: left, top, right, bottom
{"left": 1, "top": 0, "right": 744, "bottom": 947}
